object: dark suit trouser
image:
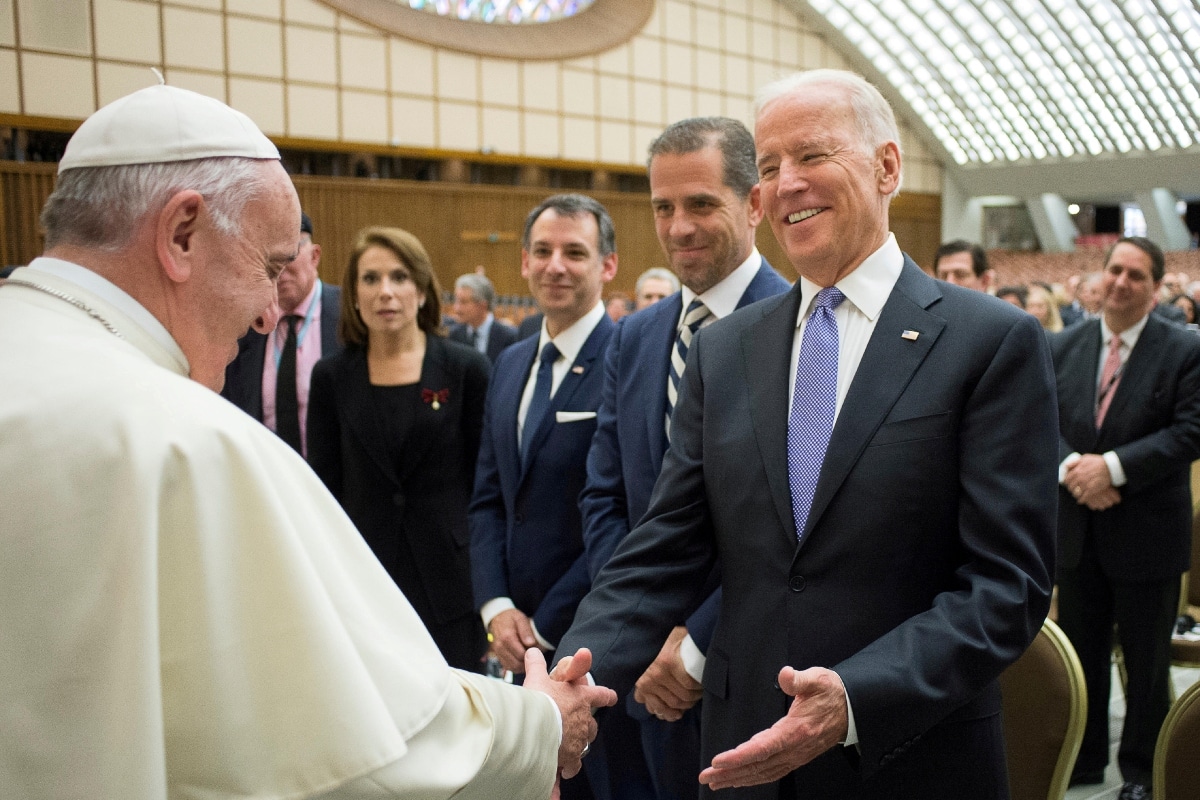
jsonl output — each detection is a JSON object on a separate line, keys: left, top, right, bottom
{"left": 773, "top": 713, "right": 1008, "bottom": 800}
{"left": 1057, "top": 536, "right": 1180, "bottom": 786}
{"left": 635, "top": 702, "right": 702, "bottom": 800}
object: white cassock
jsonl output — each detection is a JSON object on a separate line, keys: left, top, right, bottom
{"left": 0, "top": 259, "right": 560, "bottom": 799}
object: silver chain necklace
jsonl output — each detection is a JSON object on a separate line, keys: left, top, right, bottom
{"left": 5, "top": 277, "right": 125, "bottom": 339}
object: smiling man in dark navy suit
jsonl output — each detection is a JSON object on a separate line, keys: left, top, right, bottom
{"left": 580, "top": 116, "right": 789, "bottom": 800}
{"left": 555, "top": 70, "right": 1058, "bottom": 799}
{"left": 470, "top": 193, "right": 652, "bottom": 799}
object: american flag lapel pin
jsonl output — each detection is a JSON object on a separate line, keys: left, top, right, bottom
{"left": 901, "top": 330, "right": 920, "bottom": 341}
{"left": 571, "top": 365, "right": 585, "bottom": 374}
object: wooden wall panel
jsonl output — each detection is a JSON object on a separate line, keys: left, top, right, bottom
{"left": 293, "top": 176, "right": 676, "bottom": 300}
{"left": 0, "top": 163, "right": 56, "bottom": 268}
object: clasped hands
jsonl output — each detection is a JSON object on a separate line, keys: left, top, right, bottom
{"left": 633, "top": 625, "right": 702, "bottom": 721}
{"left": 1064, "top": 453, "right": 1121, "bottom": 511}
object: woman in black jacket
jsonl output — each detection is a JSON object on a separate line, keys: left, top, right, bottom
{"left": 308, "top": 226, "right": 490, "bottom": 671}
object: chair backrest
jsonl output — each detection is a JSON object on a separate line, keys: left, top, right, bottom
{"left": 1153, "top": 679, "right": 1200, "bottom": 800}
{"left": 1000, "top": 618, "right": 1088, "bottom": 800}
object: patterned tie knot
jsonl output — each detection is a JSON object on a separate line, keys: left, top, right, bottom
{"left": 813, "top": 286, "right": 845, "bottom": 312}
{"left": 540, "top": 341, "right": 560, "bottom": 366}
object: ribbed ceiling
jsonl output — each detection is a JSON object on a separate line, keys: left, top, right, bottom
{"left": 805, "top": 0, "right": 1200, "bottom": 167}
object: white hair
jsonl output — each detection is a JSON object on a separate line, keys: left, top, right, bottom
{"left": 755, "top": 69, "right": 903, "bottom": 198}
{"left": 41, "top": 157, "right": 276, "bottom": 251}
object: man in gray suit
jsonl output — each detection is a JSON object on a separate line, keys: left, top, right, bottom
{"left": 449, "top": 272, "right": 518, "bottom": 363}
{"left": 555, "top": 69, "right": 1058, "bottom": 799}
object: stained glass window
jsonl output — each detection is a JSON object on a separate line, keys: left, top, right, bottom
{"left": 407, "top": 0, "right": 596, "bottom": 24}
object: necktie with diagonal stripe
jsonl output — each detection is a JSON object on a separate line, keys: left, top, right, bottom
{"left": 1095, "top": 334, "right": 1122, "bottom": 428}
{"left": 665, "top": 299, "right": 711, "bottom": 440}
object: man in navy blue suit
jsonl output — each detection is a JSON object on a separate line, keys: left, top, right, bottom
{"left": 580, "top": 116, "right": 790, "bottom": 800}
{"left": 556, "top": 70, "right": 1057, "bottom": 799}
{"left": 221, "top": 211, "right": 341, "bottom": 457}
{"left": 470, "top": 194, "right": 651, "bottom": 799}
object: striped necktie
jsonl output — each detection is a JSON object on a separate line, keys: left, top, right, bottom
{"left": 665, "top": 299, "right": 711, "bottom": 440}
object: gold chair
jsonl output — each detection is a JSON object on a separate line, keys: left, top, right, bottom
{"left": 1000, "top": 618, "right": 1088, "bottom": 800}
{"left": 1152, "top": 678, "right": 1200, "bottom": 800}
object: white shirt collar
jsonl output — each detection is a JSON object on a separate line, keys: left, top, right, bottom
{"left": 475, "top": 312, "right": 495, "bottom": 337}
{"left": 28, "top": 256, "right": 187, "bottom": 365}
{"left": 538, "top": 301, "right": 606, "bottom": 364}
{"left": 795, "top": 233, "right": 903, "bottom": 326}
{"left": 680, "top": 248, "right": 763, "bottom": 322}
{"left": 1100, "top": 312, "right": 1150, "bottom": 350}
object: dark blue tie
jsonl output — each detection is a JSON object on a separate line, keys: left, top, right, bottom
{"left": 788, "top": 287, "right": 845, "bottom": 540}
{"left": 522, "top": 342, "right": 560, "bottom": 465}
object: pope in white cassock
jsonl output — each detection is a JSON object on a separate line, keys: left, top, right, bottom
{"left": 0, "top": 84, "right": 615, "bottom": 799}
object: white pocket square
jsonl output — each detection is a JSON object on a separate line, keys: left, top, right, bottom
{"left": 556, "top": 411, "right": 597, "bottom": 423}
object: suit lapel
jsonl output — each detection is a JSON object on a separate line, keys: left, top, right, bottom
{"left": 502, "top": 338, "right": 537, "bottom": 485}
{"left": 742, "top": 284, "right": 805, "bottom": 540}
{"left": 339, "top": 349, "right": 403, "bottom": 487}
{"left": 1059, "top": 321, "right": 1102, "bottom": 445}
{"left": 802, "top": 260, "right": 945, "bottom": 545}
{"left": 319, "top": 282, "right": 340, "bottom": 355}
{"left": 646, "top": 295, "right": 682, "bottom": 464}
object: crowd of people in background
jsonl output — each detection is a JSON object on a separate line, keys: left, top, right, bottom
{"left": 935, "top": 237, "right": 1200, "bottom": 335}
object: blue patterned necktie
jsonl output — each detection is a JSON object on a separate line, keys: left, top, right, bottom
{"left": 522, "top": 342, "right": 560, "bottom": 465}
{"left": 788, "top": 287, "right": 845, "bottom": 540}
{"left": 665, "top": 299, "right": 711, "bottom": 440}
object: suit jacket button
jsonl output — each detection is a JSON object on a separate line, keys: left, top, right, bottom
{"left": 788, "top": 575, "right": 806, "bottom": 592}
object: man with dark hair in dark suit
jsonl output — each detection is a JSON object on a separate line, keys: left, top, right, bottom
{"left": 1052, "top": 236, "right": 1200, "bottom": 800}
{"left": 933, "top": 239, "right": 993, "bottom": 294}
{"left": 471, "top": 193, "right": 652, "bottom": 800}
{"left": 222, "top": 211, "right": 341, "bottom": 456}
{"left": 554, "top": 69, "right": 1058, "bottom": 799}
{"left": 449, "top": 272, "right": 518, "bottom": 363}
{"left": 580, "top": 115, "right": 790, "bottom": 800}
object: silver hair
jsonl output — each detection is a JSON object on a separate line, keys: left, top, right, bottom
{"left": 755, "top": 69, "right": 903, "bottom": 198}
{"left": 454, "top": 273, "right": 497, "bottom": 308}
{"left": 41, "top": 157, "right": 276, "bottom": 251}
{"left": 636, "top": 267, "right": 680, "bottom": 295}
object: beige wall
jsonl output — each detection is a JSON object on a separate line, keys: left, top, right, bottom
{"left": 0, "top": 0, "right": 944, "bottom": 192}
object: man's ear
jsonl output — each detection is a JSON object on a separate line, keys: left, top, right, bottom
{"left": 875, "top": 141, "right": 901, "bottom": 195}
{"left": 310, "top": 242, "right": 322, "bottom": 270}
{"left": 156, "top": 189, "right": 205, "bottom": 284}
{"left": 601, "top": 252, "right": 619, "bottom": 283}
{"left": 745, "top": 183, "right": 764, "bottom": 228}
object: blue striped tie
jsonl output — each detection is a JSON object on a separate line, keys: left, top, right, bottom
{"left": 665, "top": 299, "right": 711, "bottom": 440}
{"left": 788, "top": 287, "right": 844, "bottom": 540}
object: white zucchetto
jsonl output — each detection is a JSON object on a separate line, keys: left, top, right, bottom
{"left": 58, "top": 84, "right": 279, "bottom": 174}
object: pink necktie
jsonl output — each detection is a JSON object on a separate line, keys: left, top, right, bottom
{"left": 1095, "top": 335, "right": 1121, "bottom": 428}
